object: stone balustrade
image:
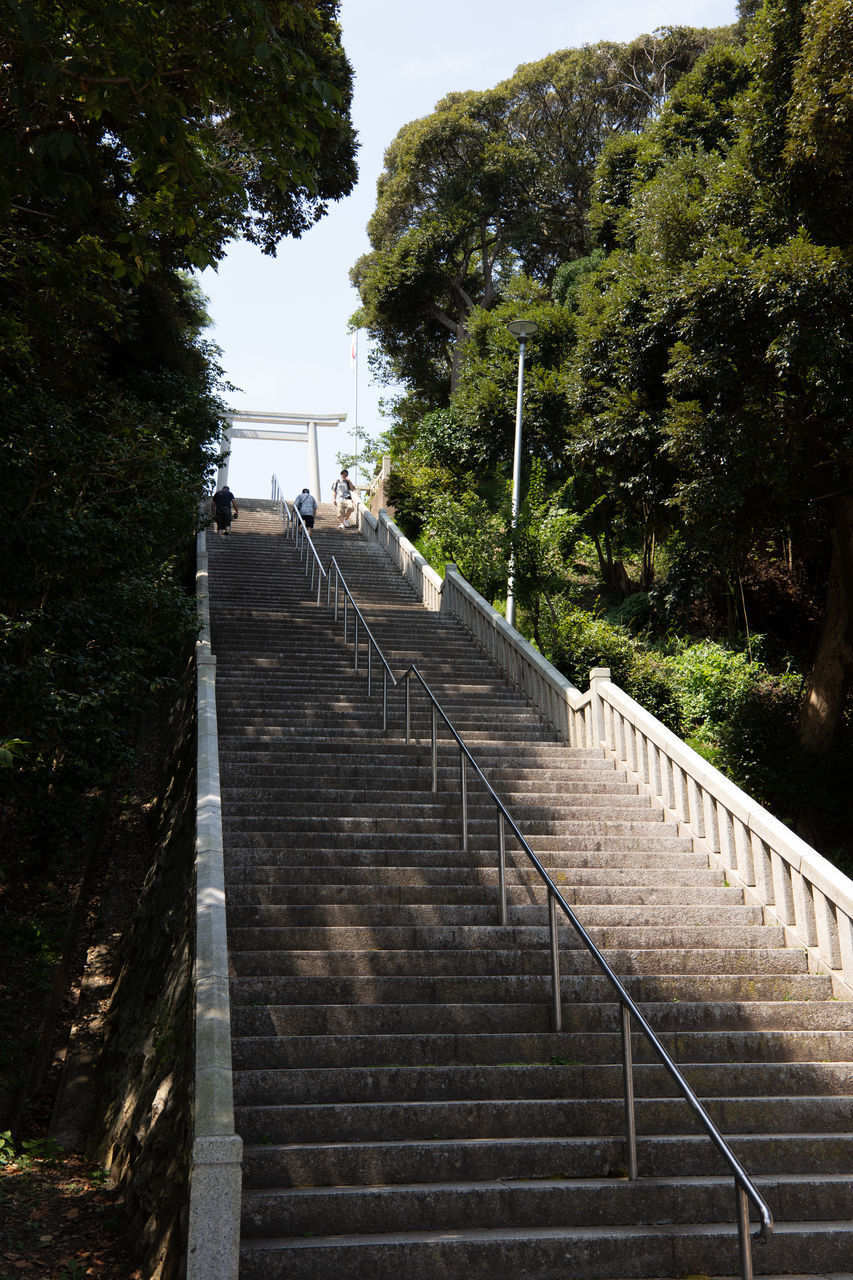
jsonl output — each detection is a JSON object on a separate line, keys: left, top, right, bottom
{"left": 360, "top": 503, "right": 853, "bottom": 997}
{"left": 190, "top": 531, "right": 242, "bottom": 1280}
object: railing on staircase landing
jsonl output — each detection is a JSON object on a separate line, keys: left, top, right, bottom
{"left": 271, "top": 480, "right": 398, "bottom": 722}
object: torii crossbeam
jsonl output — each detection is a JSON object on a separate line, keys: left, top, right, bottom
{"left": 218, "top": 410, "right": 347, "bottom": 500}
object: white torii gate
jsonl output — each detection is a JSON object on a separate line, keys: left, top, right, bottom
{"left": 217, "top": 410, "right": 348, "bottom": 501}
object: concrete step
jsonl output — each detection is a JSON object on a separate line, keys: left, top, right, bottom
{"left": 227, "top": 972, "right": 832, "bottom": 1007}
{"left": 238, "top": 1219, "right": 853, "bottom": 1280}
{"left": 241, "top": 1131, "right": 853, "bottom": 1185}
{"left": 230, "top": 1028, "right": 853, "bottom": 1070}
{"left": 230, "top": 999, "right": 853, "bottom": 1038}
{"left": 225, "top": 864, "right": 724, "bottom": 888}
{"left": 241, "top": 1172, "right": 853, "bottom": 1236}
{"left": 225, "top": 848, "right": 704, "bottom": 871}
{"left": 234, "top": 1095, "right": 853, "bottom": 1146}
{"left": 224, "top": 832, "right": 696, "bottom": 853}
{"left": 226, "top": 884, "right": 742, "bottom": 909}
{"left": 225, "top": 945, "right": 809, "bottom": 979}
{"left": 233, "top": 1060, "right": 852, "bottom": 1106}
{"left": 225, "top": 904, "right": 765, "bottom": 930}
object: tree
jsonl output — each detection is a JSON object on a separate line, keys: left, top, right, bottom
{"left": 0, "top": 1, "right": 358, "bottom": 860}
{"left": 1, "top": 0, "right": 357, "bottom": 272}
{"left": 352, "top": 29, "right": 731, "bottom": 406}
{"left": 572, "top": 0, "right": 853, "bottom": 748}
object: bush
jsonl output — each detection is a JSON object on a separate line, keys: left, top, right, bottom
{"left": 665, "top": 639, "right": 757, "bottom": 726}
{"left": 544, "top": 608, "right": 805, "bottom": 813}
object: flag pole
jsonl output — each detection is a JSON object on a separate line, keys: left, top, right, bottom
{"left": 353, "top": 329, "right": 359, "bottom": 487}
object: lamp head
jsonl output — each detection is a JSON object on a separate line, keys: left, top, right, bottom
{"left": 506, "top": 319, "right": 539, "bottom": 342}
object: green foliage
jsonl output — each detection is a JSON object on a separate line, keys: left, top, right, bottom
{"left": 0, "top": 2, "right": 358, "bottom": 865}
{"left": 546, "top": 605, "right": 800, "bottom": 805}
{"left": 0, "top": 1128, "right": 62, "bottom": 1166}
{"left": 1, "top": 0, "right": 357, "bottom": 270}
{"left": 352, "top": 29, "right": 729, "bottom": 405}
{"left": 0, "top": 740, "right": 28, "bottom": 769}
{"left": 667, "top": 638, "right": 759, "bottom": 726}
{"left": 368, "top": 0, "right": 852, "bottom": 845}
{"left": 418, "top": 491, "right": 508, "bottom": 602}
{"left": 783, "top": 0, "right": 853, "bottom": 245}
{"left": 451, "top": 278, "right": 578, "bottom": 476}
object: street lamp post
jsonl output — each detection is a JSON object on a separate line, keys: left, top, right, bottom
{"left": 505, "top": 319, "right": 538, "bottom": 628}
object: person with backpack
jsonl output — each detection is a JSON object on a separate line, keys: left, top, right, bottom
{"left": 293, "top": 487, "right": 318, "bottom": 533}
{"left": 211, "top": 484, "right": 238, "bottom": 534}
{"left": 332, "top": 469, "right": 355, "bottom": 530}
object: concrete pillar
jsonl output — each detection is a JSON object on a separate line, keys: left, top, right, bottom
{"left": 308, "top": 421, "right": 321, "bottom": 500}
{"left": 217, "top": 422, "right": 232, "bottom": 488}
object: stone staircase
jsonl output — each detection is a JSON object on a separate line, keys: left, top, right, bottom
{"left": 207, "top": 500, "right": 853, "bottom": 1279}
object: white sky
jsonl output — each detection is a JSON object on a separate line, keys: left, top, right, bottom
{"left": 200, "top": 0, "right": 738, "bottom": 500}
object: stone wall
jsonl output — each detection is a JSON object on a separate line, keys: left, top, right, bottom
{"left": 91, "top": 675, "right": 197, "bottom": 1280}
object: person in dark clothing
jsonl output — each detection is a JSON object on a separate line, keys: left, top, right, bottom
{"left": 212, "top": 485, "right": 238, "bottom": 534}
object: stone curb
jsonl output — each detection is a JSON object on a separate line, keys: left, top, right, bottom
{"left": 187, "top": 531, "right": 242, "bottom": 1280}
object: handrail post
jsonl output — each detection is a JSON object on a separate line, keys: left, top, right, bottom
{"left": 367, "top": 642, "right": 373, "bottom": 697}
{"left": 431, "top": 704, "right": 437, "bottom": 793}
{"left": 548, "top": 892, "right": 562, "bottom": 1032}
{"left": 382, "top": 668, "right": 388, "bottom": 733}
{"left": 460, "top": 749, "right": 468, "bottom": 852}
{"left": 354, "top": 615, "right": 359, "bottom": 671}
{"left": 620, "top": 1003, "right": 639, "bottom": 1180}
{"left": 343, "top": 594, "right": 348, "bottom": 644}
{"left": 405, "top": 674, "right": 411, "bottom": 746}
{"left": 736, "top": 1185, "right": 753, "bottom": 1280}
{"left": 497, "top": 811, "right": 507, "bottom": 926}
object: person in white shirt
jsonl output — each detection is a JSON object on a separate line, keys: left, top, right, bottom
{"left": 332, "top": 469, "right": 355, "bottom": 530}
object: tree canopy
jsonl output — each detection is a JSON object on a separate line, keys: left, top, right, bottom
{"left": 356, "top": 1, "right": 853, "bottom": 858}
{"left": 1, "top": 0, "right": 357, "bottom": 270}
{"left": 351, "top": 28, "right": 729, "bottom": 401}
{"left": 1, "top": 1, "right": 357, "bottom": 861}
{"left": 570, "top": 0, "right": 853, "bottom": 748}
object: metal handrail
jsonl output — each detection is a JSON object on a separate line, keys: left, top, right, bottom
{"left": 326, "top": 555, "right": 398, "bottom": 730}
{"left": 268, "top": 481, "right": 771, "bottom": 1275}
{"left": 282, "top": 495, "right": 326, "bottom": 605}
{"left": 271, "top": 480, "right": 397, "bottom": 727}
{"left": 398, "top": 662, "right": 773, "bottom": 1279}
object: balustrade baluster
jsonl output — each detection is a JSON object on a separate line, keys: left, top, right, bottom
{"left": 812, "top": 885, "right": 841, "bottom": 970}
{"left": 673, "top": 764, "right": 690, "bottom": 825}
{"left": 733, "top": 817, "right": 755, "bottom": 886}
{"left": 686, "top": 774, "right": 705, "bottom": 839}
{"left": 770, "top": 850, "right": 795, "bottom": 925}
{"left": 702, "top": 787, "right": 720, "bottom": 854}
{"left": 788, "top": 867, "right": 815, "bottom": 944}
{"left": 751, "top": 833, "right": 774, "bottom": 906}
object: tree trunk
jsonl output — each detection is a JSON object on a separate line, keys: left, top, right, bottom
{"left": 798, "top": 493, "right": 853, "bottom": 752}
